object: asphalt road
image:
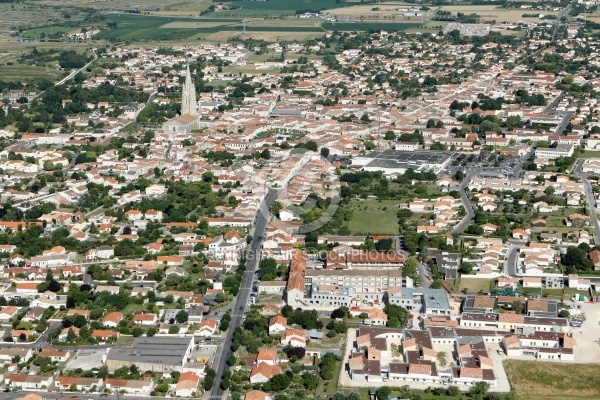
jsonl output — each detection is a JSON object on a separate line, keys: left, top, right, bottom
{"left": 0, "top": 391, "right": 169, "bottom": 400}
{"left": 505, "top": 243, "right": 521, "bottom": 277}
{"left": 574, "top": 161, "right": 600, "bottom": 244}
{"left": 209, "top": 188, "right": 280, "bottom": 400}
{"left": 452, "top": 170, "right": 477, "bottom": 234}
{"left": 417, "top": 261, "right": 431, "bottom": 288}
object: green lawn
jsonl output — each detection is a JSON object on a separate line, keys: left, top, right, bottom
{"left": 347, "top": 199, "right": 400, "bottom": 235}
{"left": 505, "top": 360, "right": 600, "bottom": 400}
{"left": 579, "top": 150, "right": 600, "bottom": 159}
{"left": 458, "top": 277, "right": 495, "bottom": 293}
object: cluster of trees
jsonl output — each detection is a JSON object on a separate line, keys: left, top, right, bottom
{"left": 36, "top": 82, "right": 149, "bottom": 126}
{"left": 220, "top": 312, "right": 232, "bottom": 331}
{"left": 319, "top": 352, "right": 340, "bottom": 380}
{"left": 383, "top": 303, "right": 411, "bottom": 328}
{"left": 563, "top": 244, "right": 596, "bottom": 272}
{"left": 203, "top": 368, "right": 216, "bottom": 390}
{"left": 0, "top": 225, "right": 95, "bottom": 259}
{"left": 281, "top": 306, "right": 322, "bottom": 330}
{"left": 136, "top": 102, "right": 179, "bottom": 124}
{"left": 57, "top": 50, "right": 91, "bottom": 68}
{"left": 258, "top": 258, "right": 287, "bottom": 281}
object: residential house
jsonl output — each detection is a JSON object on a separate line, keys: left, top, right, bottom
{"left": 268, "top": 315, "right": 287, "bottom": 335}
{"left": 280, "top": 329, "right": 307, "bottom": 348}
{"left": 249, "top": 362, "right": 282, "bottom": 384}
{"left": 105, "top": 378, "right": 154, "bottom": 396}
{"left": 197, "top": 318, "right": 218, "bottom": 336}
{"left": 174, "top": 371, "right": 200, "bottom": 397}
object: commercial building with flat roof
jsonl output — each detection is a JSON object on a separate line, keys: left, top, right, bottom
{"left": 352, "top": 149, "right": 452, "bottom": 175}
{"left": 388, "top": 288, "right": 451, "bottom": 315}
{"left": 106, "top": 337, "right": 193, "bottom": 372}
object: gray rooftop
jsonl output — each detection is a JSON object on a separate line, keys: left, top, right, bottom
{"left": 363, "top": 149, "right": 452, "bottom": 171}
{"left": 270, "top": 109, "right": 302, "bottom": 116}
{"left": 391, "top": 287, "right": 450, "bottom": 310}
{"left": 106, "top": 337, "right": 192, "bottom": 365}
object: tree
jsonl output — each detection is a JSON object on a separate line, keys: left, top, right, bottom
{"left": 271, "top": 201, "right": 283, "bottom": 217}
{"left": 320, "top": 147, "right": 330, "bottom": 158}
{"left": 204, "top": 368, "right": 216, "bottom": 390}
{"left": 260, "top": 148, "right": 271, "bottom": 159}
{"left": 259, "top": 258, "right": 278, "bottom": 281}
{"left": 175, "top": 310, "right": 189, "bottom": 324}
{"left": 364, "top": 140, "right": 375, "bottom": 150}
{"left": 470, "top": 381, "right": 490, "bottom": 398}
{"left": 436, "top": 351, "right": 448, "bottom": 366}
{"left": 132, "top": 327, "right": 144, "bottom": 337}
{"left": 66, "top": 328, "right": 77, "bottom": 342}
{"left": 302, "top": 373, "right": 319, "bottom": 390}
{"left": 564, "top": 246, "right": 586, "bottom": 268}
{"left": 447, "top": 386, "right": 460, "bottom": 396}
{"left": 383, "top": 303, "right": 410, "bottom": 328}
{"left": 459, "top": 262, "right": 474, "bottom": 275}
{"left": 403, "top": 257, "right": 418, "bottom": 278}
{"left": 319, "top": 353, "right": 340, "bottom": 380}
{"left": 384, "top": 131, "right": 396, "bottom": 141}
{"left": 269, "top": 373, "right": 291, "bottom": 391}
{"left": 228, "top": 355, "right": 236, "bottom": 366}
{"left": 331, "top": 307, "right": 346, "bottom": 319}
{"left": 48, "top": 280, "right": 61, "bottom": 293}
{"left": 512, "top": 300, "right": 524, "bottom": 314}
{"left": 305, "top": 141, "right": 318, "bottom": 152}
{"left": 376, "top": 386, "right": 392, "bottom": 400}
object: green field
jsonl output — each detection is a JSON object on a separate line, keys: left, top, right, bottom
{"left": 21, "top": 26, "right": 80, "bottom": 39}
{"left": 347, "top": 199, "right": 400, "bottom": 235}
{"left": 0, "top": 64, "right": 65, "bottom": 82}
{"left": 21, "top": 11, "right": 419, "bottom": 44}
{"left": 322, "top": 22, "right": 422, "bottom": 31}
{"left": 505, "top": 360, "right": 600, "bottom": 400}
{"left": 208, "top": 0, "right": 353, "bottom": 17}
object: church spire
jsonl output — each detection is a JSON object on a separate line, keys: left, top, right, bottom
{"left": 181, "top": 63, "right": 197, "bottom": 116}
{"left": 185, "top": 64, "right": 193, "bottom": 87}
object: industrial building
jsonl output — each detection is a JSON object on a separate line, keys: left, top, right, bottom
{"left": 106, "top": 337, "right": 194, "bottom": 372}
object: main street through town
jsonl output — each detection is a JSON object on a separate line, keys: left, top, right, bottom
{"left": 209, "top": 188, "right": 280, "bottom": 400}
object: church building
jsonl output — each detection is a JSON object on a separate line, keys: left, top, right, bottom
{"left": 162, "top": 64, "right": 205, "bottom": 136}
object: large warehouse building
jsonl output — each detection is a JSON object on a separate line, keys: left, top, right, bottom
{"left": 352, "top": 149, "right": 452, "bottom": 175}
{"left": 106, "top": 337, "right": 194, "bottom": 372}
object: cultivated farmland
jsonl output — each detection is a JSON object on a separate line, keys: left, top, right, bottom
{"left": 205, "top": 0, "right": 355, "bottom": 18}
